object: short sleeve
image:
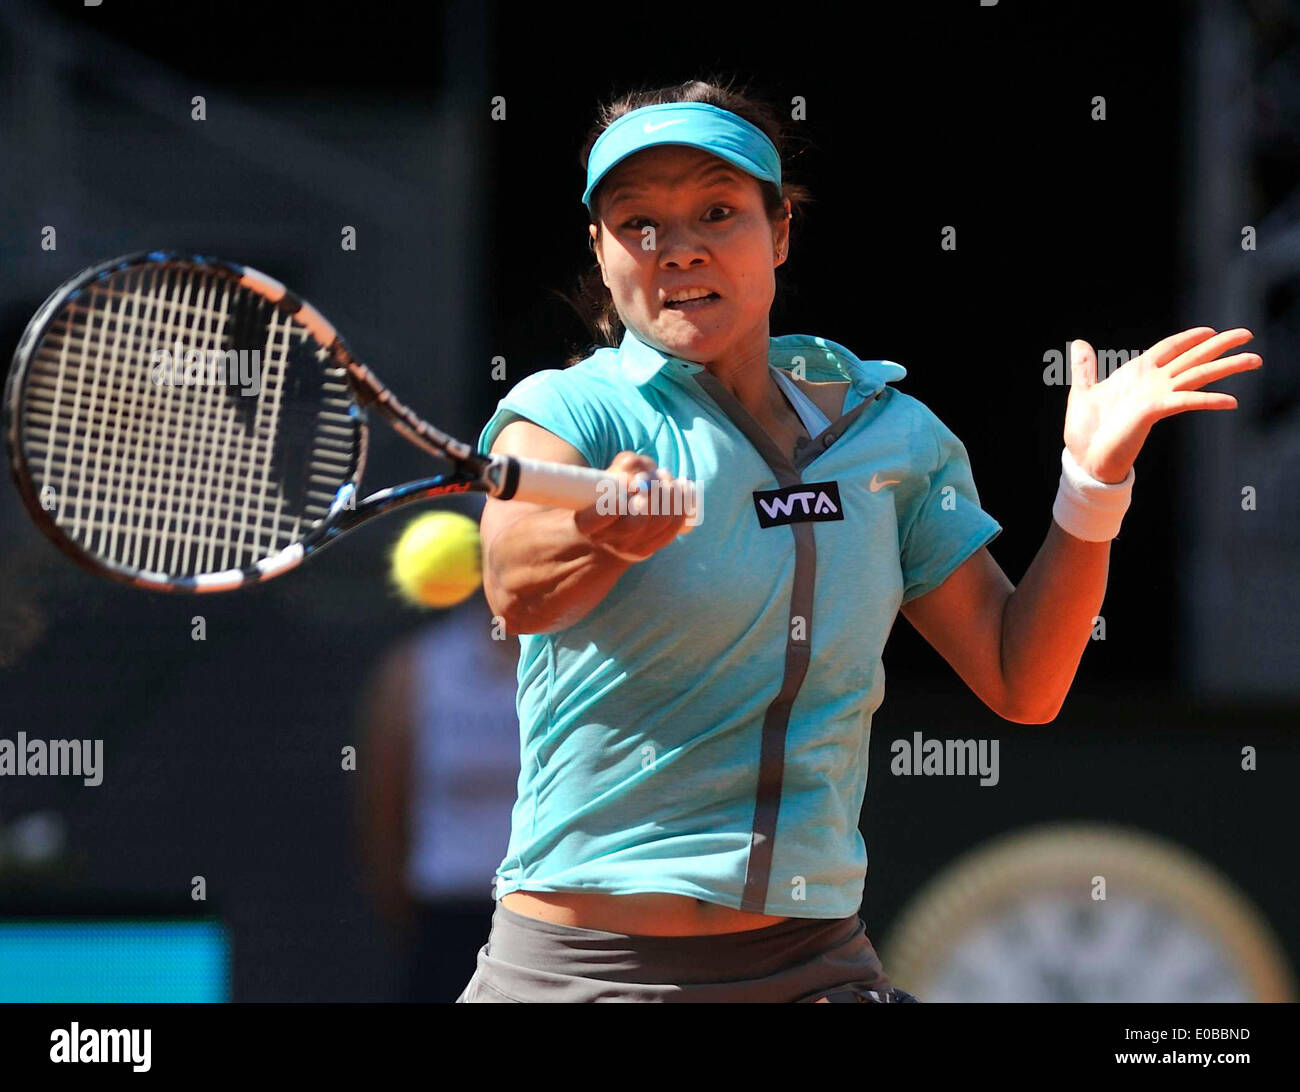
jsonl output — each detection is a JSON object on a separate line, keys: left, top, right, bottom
{"left": 898, "top": 409, "right": 1002, "bottom": 603}
{"left": 477, "top": 369, "right": 618, "bottom": 470}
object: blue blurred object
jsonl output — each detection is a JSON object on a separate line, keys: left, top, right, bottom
{"left": 0, "top": 919, "right": 230, "bottom": 1002}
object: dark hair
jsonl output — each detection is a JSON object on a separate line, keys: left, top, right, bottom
{"left": 555, "top": 75, "right": 815, "bottom": 367}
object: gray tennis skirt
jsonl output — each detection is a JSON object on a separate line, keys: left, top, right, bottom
{"left": 455, "top": 900, "right": 918, "bottom": 1003}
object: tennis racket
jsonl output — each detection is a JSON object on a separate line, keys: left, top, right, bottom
{"left": 5, "top": 251, "right": 692, "bottom": 593}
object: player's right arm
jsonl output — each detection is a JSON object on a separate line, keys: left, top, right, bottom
{"left": 481, "top": 419, "right": 686, "bottom": 635}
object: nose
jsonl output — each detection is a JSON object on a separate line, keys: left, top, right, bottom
{"left": 656, "top": 224, "right": 709, "bottom": 268}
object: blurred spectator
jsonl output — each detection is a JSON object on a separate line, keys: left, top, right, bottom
{"left": 356, "top": 586, "right": 520, "bottom": 1002}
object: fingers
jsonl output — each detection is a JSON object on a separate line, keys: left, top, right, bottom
{"left": 1153, "top": 390, "right": 1239, "bottom": 419}
{"left": 627, "top": 470, "right": 652, "bottom": 515}
{"left": 578, "top": 451, "right": 656, "bottom": 530}
{"left": 1170, "top": 351, "right": 1262, "bottom": 391}
{"left": 628, "top": 466, "right": 668, "bottom": 516}
{"left": 1144, "top": 326, "right": 1218, "bottom": 367}
{"left": 577, "top": 452, "right": 692, "bottom": 561}
{"left": 1162, "top": 328, "right": 1256, "bottom": 377}
{"left": 591, "top": 502, "right": 688, "bottom": 561}
{"left": 655, "top": 467, "right": 698, "bottom": 535}
{"left": 608, "top": 451, "right": 658, "bottom": 477}
{"left": 1069, "top": 339, "right": 1098, "bottom": 391}
{"left": 620, "top": 470, "right": 689, "bottom": 539}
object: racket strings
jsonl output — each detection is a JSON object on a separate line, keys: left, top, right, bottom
{"left": 19, "top": 264, "right": 359, "bottom": 578}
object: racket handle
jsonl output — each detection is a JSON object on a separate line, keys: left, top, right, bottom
{"left": 493, "top": 454, "right": 698, "bottom": 521}
{"left": 500, "top": 456, "right": 601, "bottom": 508}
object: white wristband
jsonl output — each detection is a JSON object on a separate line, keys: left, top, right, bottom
{"left": 1052, "top": 446, "right": 1134, "bottom": 542}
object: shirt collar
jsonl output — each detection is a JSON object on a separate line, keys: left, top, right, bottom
{"left": 616, "top": 326, "right": 907, "bottom": 398}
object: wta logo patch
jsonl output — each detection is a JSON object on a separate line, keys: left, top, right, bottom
{"left": 752, "top": 481, "right": 844, "bottom": 528}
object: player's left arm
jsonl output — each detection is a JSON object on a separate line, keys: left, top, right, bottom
{"left": 901, "top": 532, "right": 1107, "bottom": 724}
{"left": 901, "top": 326, "right": 1262, "bottom": 724}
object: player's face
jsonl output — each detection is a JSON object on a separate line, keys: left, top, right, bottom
{"left": 592, "top": 145, "right": 789, "bottom": 366}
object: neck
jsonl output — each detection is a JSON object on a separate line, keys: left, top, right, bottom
{"left": 699, "top": 319, "right": 784, "bottom": 423}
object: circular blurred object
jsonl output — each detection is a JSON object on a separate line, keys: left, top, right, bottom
{"left": 7, "top": 811, "right": 67, "bottom": 866}
{"left": 880, "top": 822, "right": 1294, "bottom": 1002}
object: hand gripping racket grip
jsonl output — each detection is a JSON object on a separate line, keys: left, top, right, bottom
{"left": 488, "top": 454, "right": 698, "bottom": 523}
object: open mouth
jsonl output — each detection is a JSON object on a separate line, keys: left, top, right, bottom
{"left": 663, "top": 292, "right": 720, "bottom": 311}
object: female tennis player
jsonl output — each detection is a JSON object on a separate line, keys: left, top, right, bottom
{"left": 456, "top": 78, "right": 1262, "bottom": 1003}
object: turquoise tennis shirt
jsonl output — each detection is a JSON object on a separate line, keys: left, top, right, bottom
{"left": 477, "top": 327, "right": 1002, "bottom": 918}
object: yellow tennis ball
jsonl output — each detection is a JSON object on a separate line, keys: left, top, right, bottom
{"left": 389, "top": 510, "right": 483, "bottom": 608}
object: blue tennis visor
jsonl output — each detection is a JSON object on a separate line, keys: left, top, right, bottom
{"left": 583, "top": 102, "right": 782, "bottom": 214}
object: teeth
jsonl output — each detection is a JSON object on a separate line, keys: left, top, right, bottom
{"left": 666, "top": 289, "right": 715, "bottom": 303}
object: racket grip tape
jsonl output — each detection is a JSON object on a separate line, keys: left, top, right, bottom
{"left": 495, "top": 455, "right": 616, "bottom": 509}
{"left": 492, "top": 455, "right": 697, "bottom": 518}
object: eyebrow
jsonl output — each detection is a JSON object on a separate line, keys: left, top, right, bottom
{"left": 604, "top": 165, "right": 746, "bottom": 210}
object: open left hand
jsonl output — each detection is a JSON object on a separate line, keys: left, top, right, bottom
{"left": 1063, "top": 327, "right": 1263, "bottom": 483}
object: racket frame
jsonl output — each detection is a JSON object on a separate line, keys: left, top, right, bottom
{"left": 4, "top": 251, "right": 516, "bottom": 593}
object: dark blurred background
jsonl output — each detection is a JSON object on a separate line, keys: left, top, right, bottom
{"left": 0, "top": 0, "right": 1296, "bottom": 1001}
